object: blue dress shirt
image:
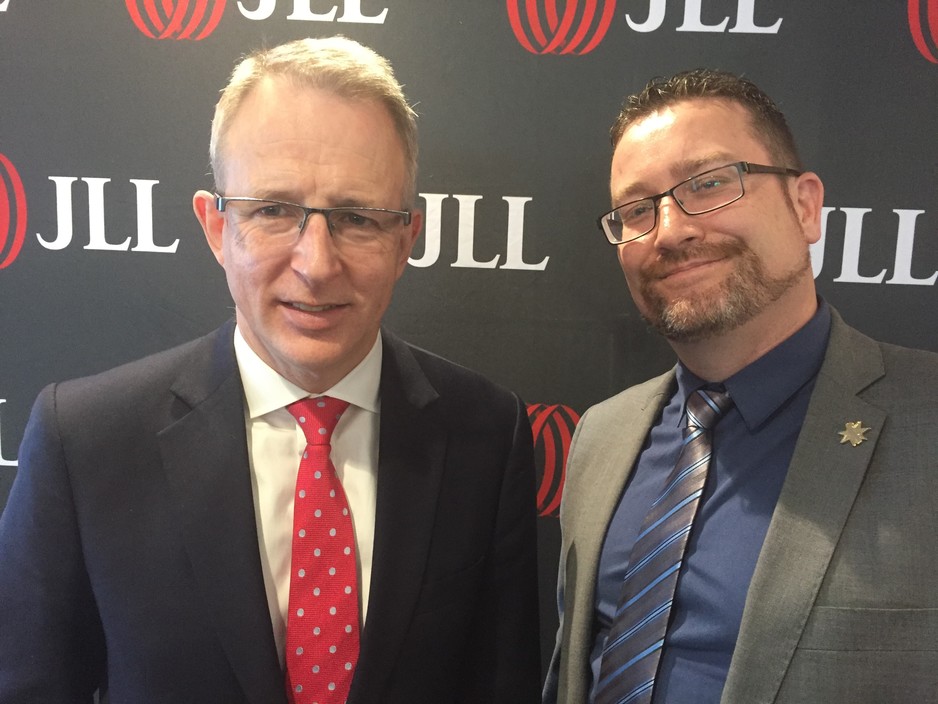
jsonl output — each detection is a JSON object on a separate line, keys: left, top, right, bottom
{"left": 588, "top": 300, "right": 832, "bottom": 703}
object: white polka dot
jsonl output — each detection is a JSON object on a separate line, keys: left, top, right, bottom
{"left": 298, "top": 529, "right": 306, "bottom": 537}
{"left": 330, "top": 606, "right": 337, "bottom": 615}
{"left": 298, "top": 569, "right": 306, "bottom": 578}
{"left": 328, "top": 682, "right": 336, "bottom": 691}
{"left": 314, "top": 509, "right": 322, "bottom": 518}
{"left": 330, "top": 489, "right": 336, "bottom": 498}
{"left": 317, "top": 400, "right": 326, "bottom": 408}
{"left": 344, "top": 547, "right": 351, "bottom": 555}
{"left": 345, "top": 661, "right": 352, "bottom": 670}
{"left": 299, "top": 490, "right": 306, "bottom": 498}
{"left": 318, "top": 427, "right": 327, "bottom": 436}
{"left": 303, "top": 451, "right": 308, "bottom": 459}
{"left": 312, "top": 664, "right": 320, "bottom": 672}
{"left": 314, "top": 627, "right": 321, "bottom": 635}
{"left": 296, "top": 646, "right": 304, "bottom": 655}
{"left": 330, "top": 529, "right": 337, "bottom": 537}
{"left": 345, "top": 625, "right": 352, "bottom": 633}
{"left": 329, "top": 646, "right": 337, "bottom": 654}
{"left": 313, "top": 587, "right": 320, "bottom": 596}
{"left": 315, "top": 471, "right": 322, "bottom": 479}
{"left": 295, "top": 684, "right": 303, "bottom": 693}
{"left": 314, "top": 548, "right": 321, "bottom": 557}
{"left": 344, "top": 586, "right": 352, "bottom": 594}
{"left": 329, "top": 567, "right": 336, "bottom": 576}
{"left": 342, "top": 508, "right": 348, "bottom": 516}
{"left": 298, "top": 416, "right": 306, "bottom": 424}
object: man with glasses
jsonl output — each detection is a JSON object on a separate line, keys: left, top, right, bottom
{"left": 0, "top": 37, "right": 541, "bottom": 704}
{"left": 543, "top": 69, "right": 938, "bottom": 704}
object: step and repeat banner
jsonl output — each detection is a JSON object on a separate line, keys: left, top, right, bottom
{"left": 1, "top": 0, "right": 936, "bottom": 670}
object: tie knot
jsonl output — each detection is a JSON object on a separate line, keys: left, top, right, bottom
{"left": 684, "top": 386, "right": 733, "bottom": 432}
{"left": 288, "top": 396, "right": 350, "bottom": 445}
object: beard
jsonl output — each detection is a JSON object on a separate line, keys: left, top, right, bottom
{"left": 636, "top": 239, "right": 812, "bottom": 343}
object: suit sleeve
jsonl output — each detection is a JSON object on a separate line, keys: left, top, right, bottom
{"left": 0, "top": 384, "right": 105, "bottom": 703}
{"left": 461, "top": 393, "right": 541, "bottom": 704}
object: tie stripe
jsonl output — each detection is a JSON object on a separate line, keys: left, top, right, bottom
{"left": 595, "top": 386, "right": 733, "bottom": 704}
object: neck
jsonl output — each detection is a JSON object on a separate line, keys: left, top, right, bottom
{"left": 670, "top": 289, "right": 818, "bottom": 382}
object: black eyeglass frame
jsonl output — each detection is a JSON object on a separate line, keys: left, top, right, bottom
{"left": 596, "top": 161, "right": 803, "bottom": 245}
{"left": 214, "top": 194, "right": 413, "bottom": 235}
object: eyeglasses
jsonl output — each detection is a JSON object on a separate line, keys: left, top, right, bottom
{"left": 215, "top": 195, "right": 412, "bottom": 251}
{"left": 596, "top": 161, "right": 802, "bottom": 245}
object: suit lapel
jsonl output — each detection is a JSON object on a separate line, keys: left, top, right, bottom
{"left": 722, "top": 313, "right": 887, "bottom": 704}
{"left": 573, "top": 372, "right": 676, "bottom": 572}
{"left": 349, "top": 331, "right": 443, "bottom": 703}
{"left": 159, "top": 323, "right": 286, "bottom": 704}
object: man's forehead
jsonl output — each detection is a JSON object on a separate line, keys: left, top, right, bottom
{"left": 621, "top": 98, "right": 750, "bottom": 139}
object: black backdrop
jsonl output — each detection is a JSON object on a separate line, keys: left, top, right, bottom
{"left": 2, "top": 0, "right": 936, "bottom": 672}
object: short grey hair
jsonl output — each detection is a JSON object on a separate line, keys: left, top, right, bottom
{"left": 210, "top": 35, "right": 418, "bottom": 204}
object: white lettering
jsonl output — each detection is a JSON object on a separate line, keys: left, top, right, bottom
{"left": 0, "top": 400, "right": 17, "bottom": 468}
{"left": 38, "top": 177, "right": 173, "bottom": 254}
{"left": 129, "top": 179, "right": 178, "bottom": 253}
{"left": 451, "top": 194, "right": 499, "bottom": 269}
{"left": 676, "top": 0, "right": 728, "bottom": 32}
{"left": 237, "top": 0, "right": 275, "bottom": 20}
{"left": 626, "top": 0, "right": 666, "bottom": 32}
{"left": 36, "top": 176, "right": 78, "bottom": 250}
{"left": 337, "top": 0, "right": 387, "bottom": 23}
{"left": 885, "top": 209, "right": 937, "bottom": 285}
{"left": 628, "top": 0, "right": 782, "bottom": 34}
{"left": 408, "top": 193, "right": 445, "bottom": 268}
{"left": 728, "top": 0, "right": 782, "bottom": 33}
{"left": 82, "top": 178, "right": 131, "bottom": 251}
{"left": 833, "top": 207, "right": 886, "bottom": 284}
{"left": 241, "top": 0, "right": 388, "bottom": 22}
{"left": 500, "top": 197, "right": 548, "bottom": 271}
{"left": 287, "top": 0, "right": 337, "bottom": 20}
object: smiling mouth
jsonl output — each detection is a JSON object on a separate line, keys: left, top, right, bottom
{"left": 289, "top": 302, "right": 344, "bottom": 313}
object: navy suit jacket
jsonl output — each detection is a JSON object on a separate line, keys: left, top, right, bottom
{"left": 0, "top": 323, "right": 541, "bottom": 703}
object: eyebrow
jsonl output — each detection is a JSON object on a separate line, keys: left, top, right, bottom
{"left": 612, "top": 152, "right": 737, "bottom": 204}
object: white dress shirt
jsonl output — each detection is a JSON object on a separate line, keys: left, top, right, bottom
{"left": 234, "top": 327, "right": 381, "bottom": 666}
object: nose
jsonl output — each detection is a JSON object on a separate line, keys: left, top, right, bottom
{"left": 291, "top": 212, "right": 343, "bottom": 281}
{"left": 651, "top": 195, "right": 703, "bottom": 250}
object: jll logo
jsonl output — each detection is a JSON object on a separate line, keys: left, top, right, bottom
{"left": 909, "top": 0, "right": 938, "bottom": 63}
{"left": 528, "top": 403, "right": 580, "bottom": 517}
{"left": 124, "top": 0, "right": 226, "bottom": 40}
{"left": 0, "top": 154, "right": 27, "bottom": 270}
{"left": 507, "top": 0, "right": 617, "bottom": 55}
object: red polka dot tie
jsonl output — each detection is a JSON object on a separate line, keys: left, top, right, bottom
{"left": 285, "top": 397, "right": 360, "bottom": 704}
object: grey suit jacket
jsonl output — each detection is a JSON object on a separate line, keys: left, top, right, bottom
{"left": 544, "top": 310, "right": 938, "bottom": 703}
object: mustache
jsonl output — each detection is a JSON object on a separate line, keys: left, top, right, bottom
{"left": 641, "top": 240, "right": 749, "bottom": 279}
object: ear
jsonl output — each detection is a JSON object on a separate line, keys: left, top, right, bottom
{"left": 193, "top": 190, "right": 226, "bottom": 265}
{"left": 395, "top": 208, "right": 423, "bottom": 277}
{"left": 790, "top": 172, "right": 824, "bottom": 245}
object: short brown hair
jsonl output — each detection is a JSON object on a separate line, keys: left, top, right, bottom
{"left": 610, "top": 69, "right": 802, "bottom": 170}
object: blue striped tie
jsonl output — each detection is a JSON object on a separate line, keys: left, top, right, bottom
{"left": 595, "top": 386, "right": 733, "bottom": 704}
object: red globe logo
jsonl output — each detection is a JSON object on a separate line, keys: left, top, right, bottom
{"left": 125, "top": 0, "right": 226, "bottom": 40}
{"left": 0, "top": 153, "right": 27, "bottom": 271}
{"left": 507, "top": 0, "right": 617, "bottom": 55}
{"left": 909, "top": 0, "right": 938, "bottom": 62}
{"left": 528, "top": 403, "right": 580, "bottom": 517}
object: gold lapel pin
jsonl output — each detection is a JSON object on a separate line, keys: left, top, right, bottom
{"left": 839, "top": 421, "right": 872, "bottom": 447}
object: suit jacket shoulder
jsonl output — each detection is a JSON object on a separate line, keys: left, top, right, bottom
{"left": 723, "top": 309, "right": 938, "bottom": 704}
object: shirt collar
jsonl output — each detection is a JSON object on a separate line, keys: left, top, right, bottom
{"left": 234, "top": 327, "right": 383, "bottom": 420}
{"left": 675, "top": 298, "right": 832, "bottom": 431}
